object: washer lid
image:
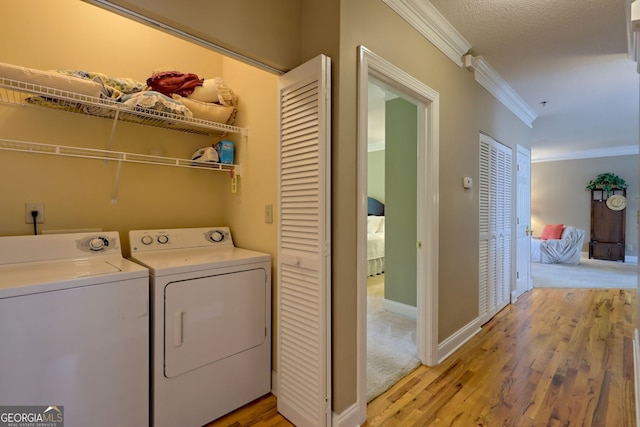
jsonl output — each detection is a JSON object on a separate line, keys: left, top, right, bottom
{"left": 0, "top": 257, "right": 148, "bottom": 299}
{"left": 130, "top": 246, "right": 270, "bottom": 276}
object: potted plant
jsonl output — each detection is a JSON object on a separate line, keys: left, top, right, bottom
{"left": 585, "top": 172, "right": 628, "bottom": 194}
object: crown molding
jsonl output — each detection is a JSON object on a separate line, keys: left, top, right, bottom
{"left": 532, "top": 144, "right": 639, "bottom": 163}
{"left": 382, "top": 0, "right": 471, "bottom": 66}
{"left": 472, "top": 57, "right": 537, "bottom": 128}
{"left": 383, "top": 0, "right": 537, "bottom": 128}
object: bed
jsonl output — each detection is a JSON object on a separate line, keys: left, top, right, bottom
{"left": 367, "top": 197, "right": 385, "bottom": 276}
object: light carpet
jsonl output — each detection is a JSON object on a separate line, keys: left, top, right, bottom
{"left": 367, "top": 276, "right": 420, "bottom": 402}
{"left": 532, "top": 253, "right": 637, "bottom": 288}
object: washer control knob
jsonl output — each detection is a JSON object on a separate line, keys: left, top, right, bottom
{"left": 89, "top": 237, "right": 105, "bottom": 251}
{"left": 141, "top": 235, "right": 153, "bottom": 245}
{"left": 157, "top": 234, "right": 169, "bottom": 244}
{"left": 210, "top": 231, "right": 225, "bottom": 242}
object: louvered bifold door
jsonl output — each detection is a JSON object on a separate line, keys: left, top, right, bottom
{"left": 499, "top": 147, "right": 512, "bottom": 310}
{"left": 479, "top": 134, "right": 513, "bottom": 325}
{"left": 478, "top": 138, "right": 492, "bottom": 324}
{"left": 277, "top": 54, "right": 332, "bottom": 427}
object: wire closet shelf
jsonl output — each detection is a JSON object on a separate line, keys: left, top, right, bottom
{"left": 0, "top": 77, "right": 247, "bottom": 137}
{"left": 0, "top": 77, "right": 245, "bottom": 199}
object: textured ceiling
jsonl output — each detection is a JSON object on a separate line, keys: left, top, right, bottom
{"left": 429, "top": 0, "right": 638, "bottom": 160}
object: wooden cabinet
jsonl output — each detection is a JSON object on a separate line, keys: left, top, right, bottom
{"left": 589, "top": 188, "right": 626, "bottom": 261}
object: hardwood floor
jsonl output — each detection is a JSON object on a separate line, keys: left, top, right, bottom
{"left": 205, "top": 288, "right": 636, "bottom": 427}
{"left": 204, "top": 393, "right": 292, "bottom": 427}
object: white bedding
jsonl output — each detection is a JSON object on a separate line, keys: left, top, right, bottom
{"left": 0, "top": 62, "right": 103, "bottom": 97}
{"left": 367, "top": 216, "right": 385, "bottom": 276}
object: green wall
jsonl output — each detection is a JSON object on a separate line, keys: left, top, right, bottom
{"left": 384, "top": 97, "right": 417, "bottom": 307}
{"left": 367, "top": 150, "right": 385, "bottom": 203}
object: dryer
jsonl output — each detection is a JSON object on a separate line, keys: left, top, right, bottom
{"left": 0, "top": 231, "right": 149, "bottom": 427}
{"left": 128, "top": 227, "right": 271, "bottom": 427}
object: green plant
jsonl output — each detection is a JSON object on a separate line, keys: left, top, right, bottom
{"left": 585, "top": 172, "right": 628, "bottom": 193}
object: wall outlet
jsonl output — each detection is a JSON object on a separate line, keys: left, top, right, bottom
{"left": 627, "top": 244, "right": 633, "bottom": 251}
{"left": 25, "top": 203, "right": 44, "bottom": 224}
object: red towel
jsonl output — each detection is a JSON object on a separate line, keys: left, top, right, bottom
{"left": 146, "top": 71, "right": 204, "bottom": 97}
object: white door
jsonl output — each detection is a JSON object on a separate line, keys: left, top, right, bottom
{"left": 515, "top": 145, "right": 532, "bottom": 300}
{"left": 277, "top": 54, "right": 332, "bottom": 427}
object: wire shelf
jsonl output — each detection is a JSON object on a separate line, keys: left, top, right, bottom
{"left": 0, "top": 77, "right": 247, "bottom": 137}
{"left": 0, "top": 138, "right": 238, "bottom": 172}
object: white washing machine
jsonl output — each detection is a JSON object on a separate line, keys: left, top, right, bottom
{"left": 0, "top": 231, "right": 149, "bottom": 427}
{"left": 128, "top": 226, "right": 271, "bottom": 427}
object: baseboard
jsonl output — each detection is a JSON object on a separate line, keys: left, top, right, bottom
{"left": 437, "top": 317, "right": 482, "bottom": 364}
{"left": 634, "top": 329, "right": 640, "bottom": 427}
{"left": 332, "top": 402, "right": 361, "bottom": 427}
{"left": 382, "top": 298, "right": 417, "bottom": 320}
{"left": 625, "top": 255, "right": 638, "bottom": 264}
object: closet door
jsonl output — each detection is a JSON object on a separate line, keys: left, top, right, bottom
{"left": 494, "top": 143, "right": 512, "bottom": 310}
{"left": 277, "top": 54, "right": 332, "bottom": 427}
{"left": 479, "top": 138, "right": 492, "bottom": 324}
{"left": 479, "top": 134, "right": 512, "bottom": 325}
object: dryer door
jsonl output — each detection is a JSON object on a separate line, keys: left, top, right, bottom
{"left": 164, "top": 268, "right": 267, "bottom": 378}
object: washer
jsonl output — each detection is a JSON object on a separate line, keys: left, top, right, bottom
{"left": 128, "top": 227, "right": 271, "bottom": 427}
{"left": 0, "top": 231, "right": 149, "bottom": 427}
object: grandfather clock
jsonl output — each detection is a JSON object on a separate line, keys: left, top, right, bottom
{"left": 589, "top": 188, "right": 626, "bottom": 261}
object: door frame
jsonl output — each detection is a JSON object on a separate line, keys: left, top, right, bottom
{"left": 356, "top": 46, "right": 440, "bottom": 418}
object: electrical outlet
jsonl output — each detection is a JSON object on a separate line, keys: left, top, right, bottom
{"left": 627, "top": 244, "right": 633, "bottom": 251}
{"left": 265, "top": 204, "right": 273, "bottom": 224}
{"left": 25, "top": 203, "right": 44, "bottom": 224}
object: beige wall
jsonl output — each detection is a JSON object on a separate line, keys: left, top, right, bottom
{"left": 532, "top": 156, "right": 639, "bottom": 257}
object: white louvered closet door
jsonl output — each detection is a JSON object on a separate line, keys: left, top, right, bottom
{"left": 478, "top": 134, "right": 512, "bottom": 325}
{"left": 277, "top": 54, "right": 331, "bottom": 427}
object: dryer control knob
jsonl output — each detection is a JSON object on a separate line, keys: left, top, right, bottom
{"left": 141, "top": 235, "right": 153, "bottom": 245}
{"left": 210, "top": 231, "right": 225, "bottom": 242}
{"left": 157, "top": 234, "right": 169, "bottom": 244}
{"left": 89, "top": 237, "right": 105, "bottom": 251}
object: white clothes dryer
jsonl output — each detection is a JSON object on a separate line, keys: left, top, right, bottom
{"left": 0, "top": 231, "right": 149, "bottom": 427}
{"left": 128, "top": 227, "right": 271, "bottom": 427}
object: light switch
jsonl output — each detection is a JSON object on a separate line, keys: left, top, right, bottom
{"left": 463, "top": 177, "right": 473, "bottom": 189}
{"left": 265, "top": 204, "right": 273, "bottom": 224}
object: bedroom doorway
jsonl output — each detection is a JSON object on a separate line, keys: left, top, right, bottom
{"left": 356, "top": 46, "right": 439, "bottom": 415}
{"left": 364, "top": 80, "right": 420, "bottom": 402}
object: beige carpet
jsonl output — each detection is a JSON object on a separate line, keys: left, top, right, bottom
{"left": 367, "top": 275, "right": 420, "bottom": 402}
{"left": 532, "top": 253, "right": 637, "bottom": 288}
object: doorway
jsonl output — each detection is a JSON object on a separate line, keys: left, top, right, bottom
{"left": 356, "top": 46, "right": 440, "bottom": 417}
{"left": 365, "top": 80, "right": 420, "bottom": 402}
